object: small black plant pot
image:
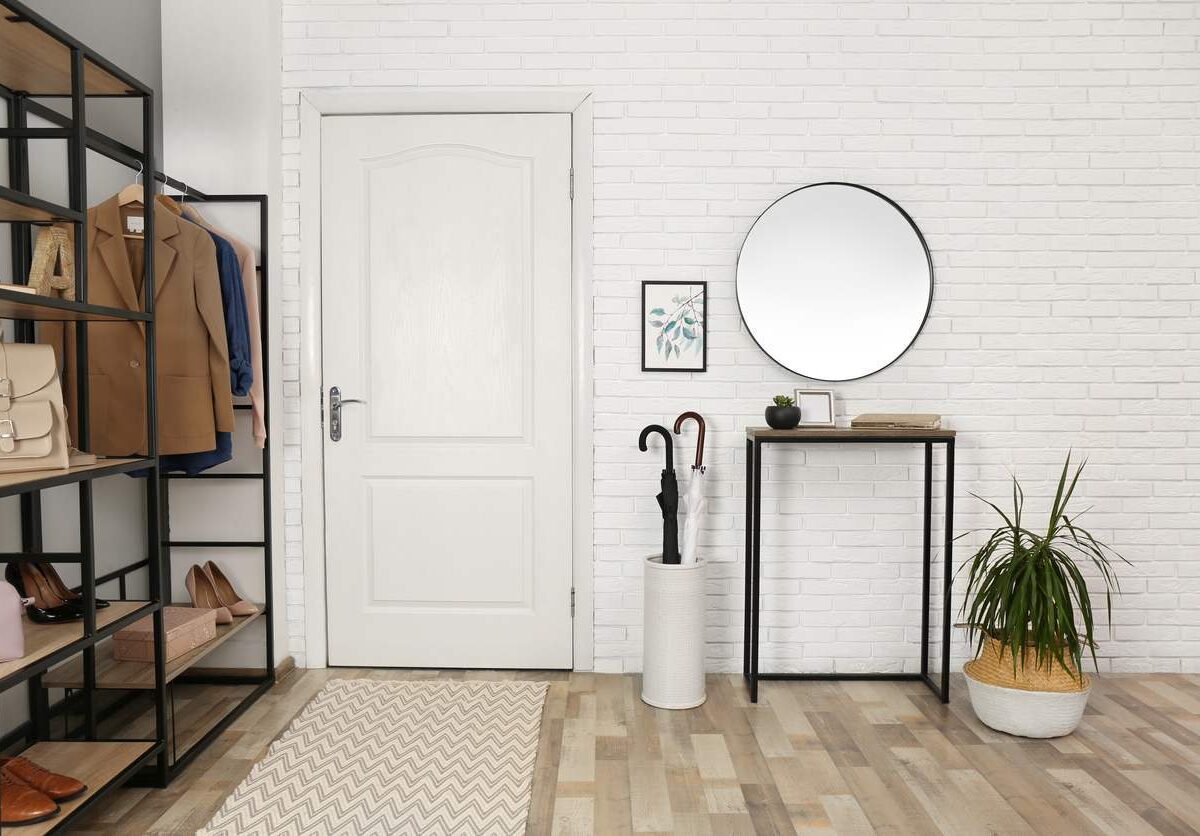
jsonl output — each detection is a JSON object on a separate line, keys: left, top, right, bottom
{"left": 765, "top": 405, "right": 801, "bottom": 430}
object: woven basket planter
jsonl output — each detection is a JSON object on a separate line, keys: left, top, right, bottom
{"left": 641, "top": 556, "right": 707, "bottom": 709}
{"left": 963, "top": 637, "right": 1092, "bottom": 738}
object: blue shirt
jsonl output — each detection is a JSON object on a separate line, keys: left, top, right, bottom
{"left": 209, "top": 231, "right": 252, "bottom": 396}
{"left": 155, "top": 430, "right": 233, "bottom": 475}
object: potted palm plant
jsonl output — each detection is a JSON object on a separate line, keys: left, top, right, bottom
{"left": 958, "top": 454, "right": 1126, "bottom": 738}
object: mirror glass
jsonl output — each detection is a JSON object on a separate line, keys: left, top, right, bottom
{"left": 736, "top": 183, "right": 933, "bottom": 381}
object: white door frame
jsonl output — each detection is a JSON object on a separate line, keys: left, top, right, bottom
{"left": 297, "top": 88, "right": 594, "bottom": 670}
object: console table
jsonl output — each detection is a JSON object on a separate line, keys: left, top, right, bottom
{"left": 743, "top": 427, "right": 956, "bottom": 703}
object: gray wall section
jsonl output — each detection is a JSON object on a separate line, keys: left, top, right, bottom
{"left": 23, "top": 0, "right": 163, "bottom": 153}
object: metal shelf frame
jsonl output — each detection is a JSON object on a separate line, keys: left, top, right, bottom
{"left": 0, "top": 0, "right": 276, "bottom": 807}
{"left": 153, "top": 191, "right": 276, "bottom": 782}
{"left": 742, "top": 429, "right": 956, "bottom": 706}
{"left": 0, "top": 0, "right": 170, "bottom": 820}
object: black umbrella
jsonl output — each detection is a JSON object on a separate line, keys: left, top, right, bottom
{"left": 639, "top": 424, "right": 680, "bottom": 565}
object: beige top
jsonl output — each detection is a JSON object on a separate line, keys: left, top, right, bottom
{"left": 182, "top": 205, "right": 267, "bottom": 449}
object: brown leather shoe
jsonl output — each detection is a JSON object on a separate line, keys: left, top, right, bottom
{"left": 1, "top": 756, "right": 86, "bottom": 802}
{"left": 0, "top": 770, "right": 59, "bottom": 826}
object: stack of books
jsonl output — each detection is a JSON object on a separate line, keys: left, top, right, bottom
{"left": 850, "top": 413, "right": 942, "bottom": 430}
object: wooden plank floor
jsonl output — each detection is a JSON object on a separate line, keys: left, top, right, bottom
{"left": 69, "top": 669, "right": 1200, "bottom": 834}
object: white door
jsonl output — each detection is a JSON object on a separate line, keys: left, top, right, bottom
{"left": 321, "top": 114, "right": 573, "bottom": 668}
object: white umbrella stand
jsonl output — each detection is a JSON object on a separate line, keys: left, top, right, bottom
{"left": 641, "top": 412, "right": 710, "bottom": 710}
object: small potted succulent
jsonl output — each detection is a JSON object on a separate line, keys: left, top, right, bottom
{"left": 764, "top": 395, "right": 801, "bottom": 430}
{"left": 958, "top": 453, "right": 1126, "bottom": 738}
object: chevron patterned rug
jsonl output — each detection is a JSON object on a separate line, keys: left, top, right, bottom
{"left": 199, "top": 678, "right": 549, "bottom": 836}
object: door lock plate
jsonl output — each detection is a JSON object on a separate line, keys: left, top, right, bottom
{"left": 328, "top": 386, "right": 365, "bottom": 441}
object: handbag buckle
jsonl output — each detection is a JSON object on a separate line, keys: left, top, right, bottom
{"left": 0, "top": 418, "right": 14, "bottom": 453}
{"left": 0, "top": 378, "right": 9, "bottom": 411}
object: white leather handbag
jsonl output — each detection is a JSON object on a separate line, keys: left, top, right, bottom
{"left": 0, "top": 342, "right": 70, "bottom": 473}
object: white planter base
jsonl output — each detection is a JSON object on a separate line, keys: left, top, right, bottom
{"left": 964, "top": 665, "right": 1091, "bottom": 738}
{"left": 641, "top": 555, "right": 706, "bottom": 710}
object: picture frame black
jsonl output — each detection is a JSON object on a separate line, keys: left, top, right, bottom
{"left": 641, "top": 280, "right": 708, "bottom": 373}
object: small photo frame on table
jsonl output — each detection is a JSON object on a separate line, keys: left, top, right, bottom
{"left": 642, "top": 281, "right": 707, "bottom": 372}
{"left": 794, "top": 389, "right": 835, "bottom": 427}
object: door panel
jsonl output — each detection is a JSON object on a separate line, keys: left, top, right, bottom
{"left": 322, "top": 114, "right": 573, "bottom": 668}
{"left": 364, "top": 145, "right": 532, "bottom": 440}
{"left": 364, "top": 478, "right": 532, "bottom": 608}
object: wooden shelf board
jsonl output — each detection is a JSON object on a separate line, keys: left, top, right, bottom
{"left": 0, "top": 600, "right": 148, "bottom": 683}
{"left": 0, "top": 286, "right": 150, "bottom": 321}
{"left": 13, "top": 740, "right": 155, "bottom": 836}
{"left": 0, "top": 458, "right": 154, "bottom": 498}
{"left": 0, "top": 8, "right": 135, "bottom": 96}
{"left": 0, "top": 193, "right": 61, "bottom": 223}
{"left": 746, "top": 426, "right": 956, "bottom": 440}
{"left": 98, "top": 681, "right": 257, "bottom": 763}
{"left": 44, "top": 607, "right": 265, "bottom": 690}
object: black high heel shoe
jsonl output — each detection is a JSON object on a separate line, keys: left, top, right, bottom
{"left": 4, "top": 563, "right": 83, "bottom": 624}
{"left": 40, "top": 562, "right": 109, "bottom": 610}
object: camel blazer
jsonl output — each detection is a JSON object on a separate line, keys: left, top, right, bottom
{"left": 45, "top": 196, "right": 235, "bottom": 456}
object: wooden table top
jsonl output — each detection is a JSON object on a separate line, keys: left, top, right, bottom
{"left": 746, "top": 426, "right": 956, "bottom": 440}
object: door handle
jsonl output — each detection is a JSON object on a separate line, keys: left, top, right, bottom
{"left": 329, "top": 385, "right": 366, "bottom": 442}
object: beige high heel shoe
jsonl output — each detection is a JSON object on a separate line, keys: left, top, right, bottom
{"left": 185, "top": 565, "right": 233, "bottom": 625}
{"left": 202, "top": 561, "right": 259, "bottom": 617}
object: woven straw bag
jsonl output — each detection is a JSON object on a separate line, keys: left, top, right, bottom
{"left": 964, "top": 636, "right": 1091, "bottom": 694}
{"left": 27, "top": 225, "right": 75, "bottom": 301}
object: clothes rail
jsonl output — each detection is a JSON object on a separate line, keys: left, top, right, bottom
{"left": 0, "top": 89, "right": 208, "bottom": 200}
{"left": 150, "top": 191, "right": 275, "bottom": 783}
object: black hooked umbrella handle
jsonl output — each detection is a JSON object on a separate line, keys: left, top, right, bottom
{"left": 638, "top": 424, "right": 674, "bottom": 472}
{"left": 672, "top": 411, "right": 705, "bottom": 469}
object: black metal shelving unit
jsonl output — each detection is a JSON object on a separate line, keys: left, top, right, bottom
{"left": 0, "top": 0, "right": 276, "bottom": 813}
{"left": 33, "top": 190, "right": 275, "bottom": 783}
{"left": 0, "top": 0, "right": 169, "bottom": 827}
{"left": 158, "top": 192, "right": 275, "bottom": 779}
{"left": 49, "top": 185, "right": 276, "bottom": 777}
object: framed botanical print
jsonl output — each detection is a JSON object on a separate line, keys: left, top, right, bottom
{"left": 641, "top": 281, "right": 707, "bottom": 372}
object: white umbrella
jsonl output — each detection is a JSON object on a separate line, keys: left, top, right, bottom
{"left": 680, "top": 464, "right": 706, "bottom": 565}
{"left": 673, "top": 412, "right": 707, "bottom": 565}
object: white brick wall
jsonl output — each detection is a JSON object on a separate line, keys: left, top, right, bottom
{"left": 281, "top": 0, "right": 1200, "bottom": 674}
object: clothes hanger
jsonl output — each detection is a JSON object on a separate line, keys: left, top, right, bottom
{"left": 157, "top": 178, "right": 188, "bottom": 216}
{"left": 117, "top": 161, "right": 145, "bottom": 208}
{"left": 116, "top": 161, "right": 147, "bottom": 239}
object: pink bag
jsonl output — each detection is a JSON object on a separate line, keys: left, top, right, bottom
{"left": 0, "top": 580, "right": 24, "bottom": 662}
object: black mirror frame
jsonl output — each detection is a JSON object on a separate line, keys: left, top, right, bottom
{"left": 734, "top": 181, "right": 934, "bottom": 382}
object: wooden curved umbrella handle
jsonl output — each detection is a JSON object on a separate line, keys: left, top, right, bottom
{"left": 638, "top": 424, "right": 674, "bottom": 472}
{"left": 672, "top": 411, "right": 705, "bottom": 469}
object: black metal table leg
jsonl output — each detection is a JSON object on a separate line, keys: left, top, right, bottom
{"left": 921, "top": 442, "right": 932, "bottom": 678}
{"left": 750, "top": 439, "right": 762, "bottom": 703}
{"left": 940, "top": 439, "right": 955, "bottom": 703}
{"left": 740, "top": 432, "right": 954, "bottom": 705}
{"left": 743, "top": 439, "right": 753, "bottom": 680}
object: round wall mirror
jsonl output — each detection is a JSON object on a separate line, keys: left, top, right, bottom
{"left": 736, "top": 182, "right": 933, "bottom": 381}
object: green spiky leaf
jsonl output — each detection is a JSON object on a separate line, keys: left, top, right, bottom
{"left": 955, "top": 453, "right": 1128, "bottom": 682}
